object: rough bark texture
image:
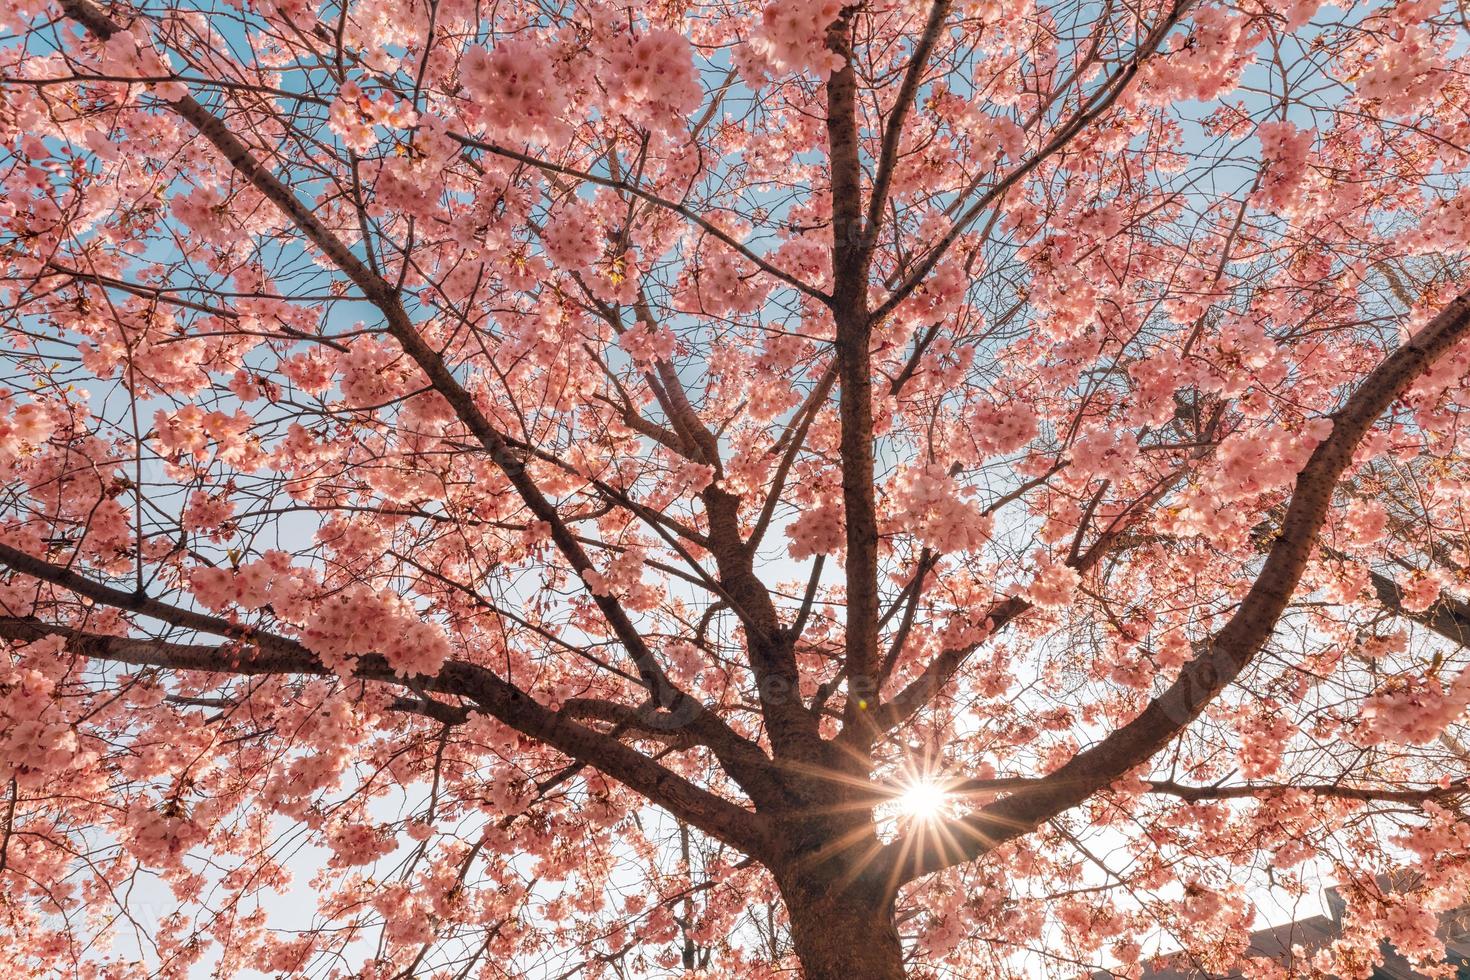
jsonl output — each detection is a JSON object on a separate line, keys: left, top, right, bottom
{"left": 779, "top": 873, "right": 905, "bottom": 980}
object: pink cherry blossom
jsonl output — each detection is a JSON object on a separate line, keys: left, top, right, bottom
{"left": 1, "top": 0, "right": 1469, "bottom": 976}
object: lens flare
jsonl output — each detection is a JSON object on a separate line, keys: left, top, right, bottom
{"left": 897, "top": 779, "right": 949, "bottom": 821}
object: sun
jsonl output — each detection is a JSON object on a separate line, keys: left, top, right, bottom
{"left": 896, "top": 779, "right": 950, "bottom": 821}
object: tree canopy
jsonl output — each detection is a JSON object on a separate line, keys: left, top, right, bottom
{"left": 4, "top": 0, "right": 1470, "bottom": 975}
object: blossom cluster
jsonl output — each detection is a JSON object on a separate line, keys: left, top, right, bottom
{"left": 748, "top": 0, "right": 846, "bottom": 78}
{"left": 888, "top": 464, "right": 994, "bottom": 554}
{"left": 460, "top": 38, "right": 568, "bottom": 142}
{"left": 1356, "top": 668, "right": 1470, "bottom": 745}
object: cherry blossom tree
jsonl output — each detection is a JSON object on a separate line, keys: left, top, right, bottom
{"left": 4, "top": 0, "right": 1470, "bottom": 975}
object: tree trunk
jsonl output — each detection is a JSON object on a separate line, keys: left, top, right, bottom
{"left": 781, "top": 875, "right": 905, "bottom": 980}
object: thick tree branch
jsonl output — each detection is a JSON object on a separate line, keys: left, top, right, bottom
{"left": 825, "top": 10, "right": 884, "bottom": 745}
{"left": 1139, "top": 778, "right": 1470, "bottom": 804}
{"left": 888, "top": 286, "right": 1470, "bottom": 884}
{"left": 0, "top": 614, "right": 766, "bottom": 852}
{"left": 944, "top": 774, "right": 1470, "bottom": 805}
